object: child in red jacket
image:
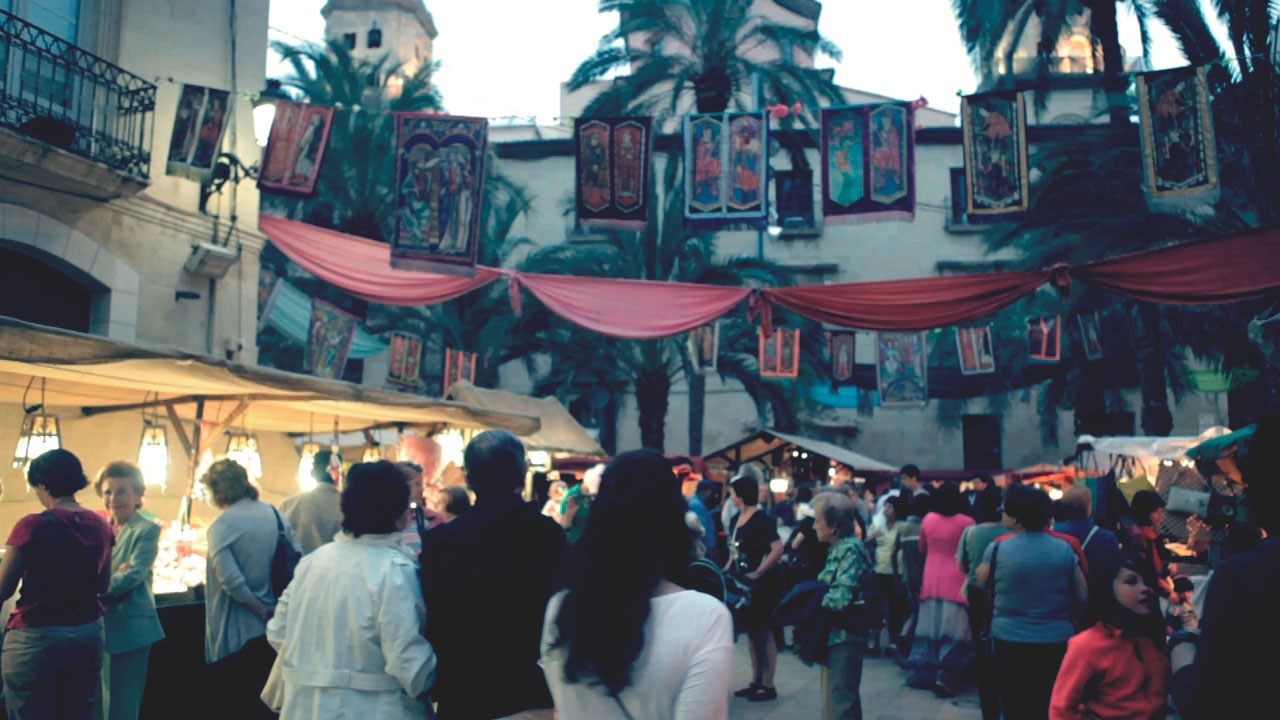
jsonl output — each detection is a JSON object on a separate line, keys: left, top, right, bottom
{"left": 1050, "top": 558, "right": 1170, "bottom": 720}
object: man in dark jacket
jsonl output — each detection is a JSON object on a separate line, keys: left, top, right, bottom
{"left": 420, "top": 431, "right": 567, "bottom": 720}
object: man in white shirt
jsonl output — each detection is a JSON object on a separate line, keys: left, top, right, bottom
{"left": 872, "top": 464, "right": 927, "bottom": 535}
{"left": 280, "top": 449, "right": 343, "bottom": 555}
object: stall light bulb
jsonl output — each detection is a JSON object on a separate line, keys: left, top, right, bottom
{"left": 137, "top": 425, "right": 170, "bottom": 488}
{"left": 1048, "top": 488, "right": 1064, "bottom": 501}
{"left": 296, "top": 441, "right": 321, "bottom": 492}
{"left": 828, "top": 467, "right": 837, "bottom": 477}
{"left": 769, "top": 478, "right": 791, "bottom": 494}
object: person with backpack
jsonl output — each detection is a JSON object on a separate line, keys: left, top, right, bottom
{"left": 813, "top": 490, "right": 876, "bottom": 720}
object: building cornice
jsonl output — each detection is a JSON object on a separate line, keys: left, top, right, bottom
{"left": 321, "top": 0, "right": 439, "bottom": 39}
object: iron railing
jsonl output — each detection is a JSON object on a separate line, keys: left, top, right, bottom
{"left": 0, "top": 10, "right": 155, "bottom": 180}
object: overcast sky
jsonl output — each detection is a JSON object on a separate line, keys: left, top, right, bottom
{"left": 268, "top": 0, "right": 1207, "bottom": 121}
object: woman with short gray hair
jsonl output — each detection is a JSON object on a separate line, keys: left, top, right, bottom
{"left": 813, "top": 490, "right": 875, "bottom": 720}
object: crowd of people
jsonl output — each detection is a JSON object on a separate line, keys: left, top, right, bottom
{"left": 0, "top": 407, "right": 1276, "bottom": 720}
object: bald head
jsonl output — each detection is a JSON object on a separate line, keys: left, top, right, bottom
{"left": 463, "top": 430, "right": 526, "bottom": 497}
{"left": 1060, "top": 485, "right": 1092, "bottom": 521}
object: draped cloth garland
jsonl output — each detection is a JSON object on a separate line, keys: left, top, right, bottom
{"left": 259, "top": 215, "right": 1280, "bottom": 340}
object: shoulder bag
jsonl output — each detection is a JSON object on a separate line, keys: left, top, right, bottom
{"left": 980, "top": 541, "right": 1000, "bottom": 657}
{"left": 269, "top": 506, "right": 301, "bottom": 599}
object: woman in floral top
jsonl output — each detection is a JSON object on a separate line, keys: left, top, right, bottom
{"left": 814, "top": 490, "right": 875, "bottom": 720}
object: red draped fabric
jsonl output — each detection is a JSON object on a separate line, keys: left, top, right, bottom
{"left": 258, "top": 215, "right": 503, "bottom": 305}
{"left": 1073, "top": 226, "right": 1280, "bottom": 304}
{"left": 509, "top": 273, "right": 752, "bottom": 339}
{"left": 761, "top": 270, "right": 1053, "bottom": 331}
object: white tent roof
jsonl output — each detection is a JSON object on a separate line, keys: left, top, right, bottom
{"left": 1079, "top": 427, "right": 1233, "bottom": 460}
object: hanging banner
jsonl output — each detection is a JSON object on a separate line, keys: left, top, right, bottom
{"left": 257, "top": 266, "right": 283, "bottom": 334}
{"left": 688, "top": 322, "right": 719, "bottom": 374}
{"left": 392, "top": 113, "right": 489, "bottom": 276}
{"left": 306, "top": 299, "right": 359, "bottom": 380}
{"left": 962, "top": 90, "right": 1029, "bottom": 215}
{"left": 166, "top": 84, "right": 231, "bottom": 182}
{"left": 388, "top": 332, "right": 424, "bottom": 388}
{"left": 259, "top": 101, "right": 335, "bottom": 196}
{"left": 1136, "top": 65, "right": 1218, "bottom": 200}
{"left": 821, "top": 103, "right": 915, "bottom": 223}
{"left": 830, "top": 332, "right": 856, "bottom": 382}
{"left": 955, "top": 326, "right": 996, "bottom": 375}
{"left": 575, "top": 117, "right": 653, "bottom": 229}
{"left": 1078, "top": 312, "right": 1104, "bottom": 361}
{"left": 443, "top": 348, "right": 478, "bottom": 395}
{"left": 876, "top": 331, "right": 928, "bottom": 405}
{"left": 684, "top": 111, "right": 768, "bottom": 229}
{"left": 1028, "top": 315, "right": 1062, "bottom": 362}
{"left": 760, "top": 327, "right": 800, "bottom": 378}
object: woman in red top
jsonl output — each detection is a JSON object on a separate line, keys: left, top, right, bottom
{"left": 1050, "top": 558, "right": 1170, "bottom": 720}
{"left": 0, "top": 449, "right": 115, "bottom": 719}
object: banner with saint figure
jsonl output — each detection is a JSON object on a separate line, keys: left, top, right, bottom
{"left": 392, "top": 114, "right": 489, "bottom": 276}
{"left": 830, "top": 332, "right": 856, "bottom": 382}
{"left": 684, "top": 111, "right": 768, "bottom": 229}
{"left": 821, "top": 103, "right": 915, "bottom": 223}
{"left": 442, "top": 348, "right": 478, "bottom": 396}
{"left": 955, "top": 326, "right": 996, "bottom": 375}
{"left": 876, "top": 332, "right": 928, "bottom": 405}
{"left": 962, "top": 90, "right": 1029, "bottom": 215}
{"left": 688, "top": 322, "right": 719, "bottom": 374}
{"left": 387, "top": 332, "right": 424, "bottom": 388}
{"left": 575, "top": 117, "right": 653, "bottom": 229}
{"left": 760, "top": 327, "right": 800, "bottom": 379}
{"left": 167, "top": 84, "right": 231, "bottom": 182}
{"left": 306, "top": 299, "right": 359, "bottom": 380}
{"left": 1136, "top": 65, "right": 1218, "bottom": 200}
{"left": 259, "top": 102, "right": 335, "bottom": 195}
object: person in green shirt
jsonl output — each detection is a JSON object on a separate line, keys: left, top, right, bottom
{"left": 814, "top": 490, "right": 874, "bottom": 720}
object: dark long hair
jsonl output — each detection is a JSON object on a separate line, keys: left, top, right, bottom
{"left": 553, "top": 450, "right": 692, "bottom": 696}
{"left": 1087, "top": 555, "right": 1166, "bottom": 653}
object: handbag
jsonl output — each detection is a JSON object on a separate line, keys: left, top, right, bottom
{"left": 979, "top": 541, "right": 1000, "bottom": 656}
{"left": 269, "top": 507, "right": 301, "bottom": 599}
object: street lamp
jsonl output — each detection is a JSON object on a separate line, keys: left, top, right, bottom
{"left": 253, "top": 79, "right": 290, "bottom": 148}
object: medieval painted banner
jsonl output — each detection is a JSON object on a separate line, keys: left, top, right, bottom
{"left": 1136, "top": 65, "right": 1218, "bottom": 199}
{"left": 1028, "top": 315, "right": 1062, "bottom": 362}
{"left": 166, "top": 84, "right": 231, "bottom": 182}
{"left": 760, "top": 327, "right": 800, "bottom": 378}
{"left": 821, "top": 103, "right": 915, "bottom": 223}
{"left": 962, "top": 90, "right": 1029, "bottom": 215}
{"left": 955, "top": 325, "right": 996, "bottom": 375}
{"left": 684, "top": 111, "right": 768, "bottom": 228}
{"left": 259, "top": 102, "right": 335, "bottom": 195}
{"left": 688, "top": 322, "right": 719, "bottom": 374}
{"left": 876, "top": 331, "right": 928, "bottom": 405}
{"left": 306, "top": 299, "right": 359, "bottom": 380}
{"left": 830, "top": 332, "right": 856, "bottom": 382}
{"left": 387, "top": 331, "right": 424, "bottom": 388}
{"left": 392, "top": 114, "right": 489, "bottom": 276}
{"left": 575, "top": 117, "right": 653, "bottom": 229}
{"left": 443, "top": 348, "right": 478, "bottom": 395}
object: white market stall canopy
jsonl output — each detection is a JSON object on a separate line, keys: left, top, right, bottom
{"left": 704, "top": 429, "right": 896, "bottom": 473}
{"left": 1079, "top": 427, "right": 1233, "bottom": 462}
{"left": 0, "top": 317, "right": 540, "bottom": 440}
{"left": 446, "top": 381, "right": 605, "bottom": 456}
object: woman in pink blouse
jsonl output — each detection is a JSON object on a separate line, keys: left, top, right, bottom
{"left": 906, "top": 482, "right": 975, "bottom": 697}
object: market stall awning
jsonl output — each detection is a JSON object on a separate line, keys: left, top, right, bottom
{"left": 704, "top": 429, "right": 896, "bottom": 473}
{"left": 0, "top": 317, "right": 540, "bottom": 436}
{"left": 445, "top": 381, "right": 605, "bottom": 456}
{"left": 1080, "top": 427, "right": 1232, "bottom": 461}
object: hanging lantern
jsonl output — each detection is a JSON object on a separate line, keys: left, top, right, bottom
{"left": 13, "top": 412, "right": 61, "bottom": 471}
{"left": 362, "top": 445, "right": 383, "bottom": 463}
{"left": 137, "top": 423, "right": 170, "bottom": 488}
{"left": 226, "top": 432, "right": 264, "bottom": 481}
{"left": 296, "top": 441, "right": 322, "bottom": 491}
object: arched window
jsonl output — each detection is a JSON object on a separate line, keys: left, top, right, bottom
{"left": 368, "top": 27, "right": 382, "bottom": 49}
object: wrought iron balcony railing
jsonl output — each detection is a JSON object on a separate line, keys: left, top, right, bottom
{"left": 0, "top": 10, "right": 155, "bottom": 180}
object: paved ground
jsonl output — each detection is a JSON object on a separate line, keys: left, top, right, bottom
{"left": 728, "top": 638, "right": 983, "bottom": 720}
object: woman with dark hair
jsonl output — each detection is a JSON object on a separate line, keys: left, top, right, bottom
{"left": 268, "top": 461, "right": 437, "bottom": 719}
{"left": 0, "top": 449, "right": 114, "bottom": 719}
{"left": 95, "top": 461, "right": 165, "bottom": 720}
{"left": 1050, "top": 557, "right": 1168, "bottom": 720}
{"left": 200, "top": 459, "right": 299, "bottom": 719}
{"left": 724, "top": 472, "right": 785, "bottom": 702}
{"left": 434, "top": 486, "right": 472, "bottom": 523}
{"left": 1128, "top": 490, "right": 1172, "bottom": 598}
{"left": 907, "top": 482, "right": 975, "bottom": 696}
{"left": 541, "top": 450, "right": 733, "bottom": 719}
{"left": 956, "top": 487, "right": 1006, "bottom": 720}
{"left": 977, "top": 484, "right": 1087, "bottom": 720}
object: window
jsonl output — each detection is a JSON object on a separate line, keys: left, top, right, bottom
{"left": 24, "top": 0, "right": 79, "bottom": 43}
{"left": 948, "top": 168, "right": 996, "bottom": 228}
{"left": 962, "top": 414, "right": 1002, "bottom": 471}
{"left": 1075, "top": 412, "right": 1135, "bottom": 437}
{"left": 343, "top": 32, "right": 356, "bottom": 50}
{"left": 367, "top": 27, "right": 381, "bottom": 49}
{"left": 775, "top": 168, "right": 814, "bottom": 229}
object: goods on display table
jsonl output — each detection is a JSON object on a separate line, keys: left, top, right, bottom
{"left": 153, "top": 521, "right": 208, "bottom": 598}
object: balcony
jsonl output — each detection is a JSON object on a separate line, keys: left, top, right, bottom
{"left": 0, "top": 10, "right": 155, "bottom": 198}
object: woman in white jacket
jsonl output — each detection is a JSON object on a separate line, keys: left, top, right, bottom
{"left": 267, "top": 461, "right": 437, "bottom": 720}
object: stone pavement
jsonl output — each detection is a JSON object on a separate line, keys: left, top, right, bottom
{"left": 728, "top": 638, "right": 983, "bottom": 720}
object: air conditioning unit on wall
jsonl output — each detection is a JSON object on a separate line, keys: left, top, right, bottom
{"left": 183, "top": 242, "right": 239, "bottom": 279}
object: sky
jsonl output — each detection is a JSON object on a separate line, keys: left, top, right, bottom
{"left": 267, "top": 0, "right": 1208, "bottom": 121}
